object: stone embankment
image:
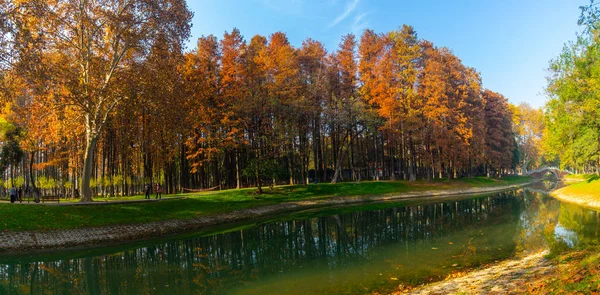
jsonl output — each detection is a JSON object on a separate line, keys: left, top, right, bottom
{"left": 0, "top": 183, "right": 529, "bottom": 253}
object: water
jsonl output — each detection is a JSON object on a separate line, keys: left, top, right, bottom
{"left": 1, "top": 184, "right": 599, "bottom": 294}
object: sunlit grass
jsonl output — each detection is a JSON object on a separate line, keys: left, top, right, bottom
{"left": 530, "top": 246, "right": 600, "bottom": 294}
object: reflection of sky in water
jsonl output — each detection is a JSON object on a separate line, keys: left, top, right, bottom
{"left": 519, "top": 211, "right": 533, "bottom": 237}
{"left": 554, "top": 222, "right": 578, "bottom": 248}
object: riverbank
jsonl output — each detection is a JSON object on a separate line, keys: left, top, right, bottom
{"left": 399, "top": 246, "right": 600, "bottom": 295}
{"left": 401, "top": 251, "right": 554, "bottom": 294}
{"left": 0, "top": 177, "right": 530, "bottom": 253}
{"left": 0, "top": 176, "right": 530, "bottom": 232}
{"left": 551, "top": 176, "right": 600, "bottom": 210}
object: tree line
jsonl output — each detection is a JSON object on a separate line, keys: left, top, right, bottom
{"left": 0, "top": 1, "right": 525, "bottom": 201}
{"left": 544, "top": 1, "right": 600, "bottom": 173}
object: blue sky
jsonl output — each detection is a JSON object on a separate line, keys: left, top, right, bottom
{"left": 186, "top": 0, "right": 588, "bottom": 108}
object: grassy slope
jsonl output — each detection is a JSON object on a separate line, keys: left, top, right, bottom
{"left": 552, "top": 175, "right": 600, "bottom": 209}
{"left": 525, "top": 246, "right": 600, "bottom": 294}
{"left": 0, "top": 176, "right": 530, "bottom": 232}
{"left": 564, "top": 174, "right": 595, "bottom": 180}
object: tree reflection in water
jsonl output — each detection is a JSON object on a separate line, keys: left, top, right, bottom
{"left": 0, "top": 189, "right": 598, "bottom": 295}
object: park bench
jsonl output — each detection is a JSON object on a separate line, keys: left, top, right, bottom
{"left": 41, "top": 195, "right": 60, "bottom": 203}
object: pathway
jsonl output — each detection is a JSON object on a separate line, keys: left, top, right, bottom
{"left": 0, "top": 196, "right": 185, "bottom": 206}
{"left": 405, "top": 251, "right": 554, "bottom": 295}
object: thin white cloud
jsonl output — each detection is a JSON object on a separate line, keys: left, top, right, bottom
{"left": 328, "top": 0, "right": 360, "bottom": 28}
{"left": 351, "top": 11, "right": 369, "bottom": 35}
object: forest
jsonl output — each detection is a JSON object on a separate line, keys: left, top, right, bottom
{"left": 0, "top": 0, "right": 543, "bottom": 201}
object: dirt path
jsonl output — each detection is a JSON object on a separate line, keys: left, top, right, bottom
{"left": 405, "top": 251, "right": 554, "bottom": 295}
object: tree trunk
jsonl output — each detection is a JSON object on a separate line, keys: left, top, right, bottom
{"left": 80, "top": 136, "right": 98, "bottom": 202}
{"left": 408, "top": 135, "right": 416, "bottom": 182}
{"left": 235, "top": 152, "right": 241, "bottom": 189}
{"left": 330, "top": 152, "right": 345, "bottom": 184}
{"left": 288, "top": 152, "right": 294, "bottom": 185}
{"left": 255, "top": 153, "right": 262, "bottom": 194}
{"left": 29, "top": 152, "right": 39, "bottom": 202}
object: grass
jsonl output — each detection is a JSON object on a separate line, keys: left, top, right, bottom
{"left": 525, "top": 246, "right": 600, "bottom": 294}
{"left": 552, "top": 174, "right": 600, "bottom": 209}
{"left": 0, "top": 176, "right": 530, "bottom": 232}
{"left": 563, "top": 173, "right": 597, "bottom": 181}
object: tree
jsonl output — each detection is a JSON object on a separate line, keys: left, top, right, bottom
{"left": 511, "top": 103, "right": 544, "bottom": 173}
{"left": 329, "top": 34, "right": 369, "bottom": 184}
{"left": 184, "top": 35, "right": 223, "bottom": 175}
{"left": 483, "top": 90, "right": 514, "bottom": 176}
{"left": 5, "top": 0, "right": 192, "bottom": 201}
{"left": 390, "top": 25, "right": 421, "bottom": 181}
{"left": 298, "top": 38, "right": 328, "bottom": 183}
{"left": 1, "top": 19, "right": 523, "bottom": 196}
{"left": 0, "top": 116, "right": 24, "bottom": 182}
{"left": 358, "top": 29, "right": 384, "bottom": 180}
{"left": 544, "top": 0, "right": 600, "bottom": 173}
{"left": 242, "top": 35, "right": 269, "bottom": 193}
{"left": 220, "top": 28, "right": 246, "bottom": 188}
{"left": 265, "top": 32, "right": 299, "bottom": 185}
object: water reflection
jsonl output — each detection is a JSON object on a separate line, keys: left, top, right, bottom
{"left": 0, "top": 188, "right": 599, "bottom": 295}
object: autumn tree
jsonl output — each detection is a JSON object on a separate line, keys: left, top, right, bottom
{"left": 220, "top": 28, "right": 246, "bottom": 188}
{"left": 5, "top": 0, "right": 192, "bottom": 201}
{"left": 265, "top": 32, "right": 299, "bottom": 185}
{"left": 298, "top": 38, "right": 328, "bottom": 183}
{"left": 511, "top": 103, "right": 544, "bottom": 173}
{"left": 358, "top": 29, "right": 384, "bottom": 180}
{"left": 184, "top": 35, "right": 223, "bottom": 183}
{"left": 328, "top": 34, "right": 374, "bottom": 184}
{"left": 241, "top": 35, "right": 269, "bottom": 193}
{"left": 0, "top": 15, "right": 524, "bottom": 197}
{"left": 483, "top": 90, "right": 515, "bottom": 177}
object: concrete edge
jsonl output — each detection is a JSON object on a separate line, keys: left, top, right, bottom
{"left": 0, "top": 182, "right": 530, "bottom": 254}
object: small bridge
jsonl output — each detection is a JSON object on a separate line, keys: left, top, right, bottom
{"left": 525, "top": 166, "right": 573, "bottom": 179}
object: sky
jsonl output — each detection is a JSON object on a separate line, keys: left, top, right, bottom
{"left": 186, "top": 0, "right": 588, "bottom": 108}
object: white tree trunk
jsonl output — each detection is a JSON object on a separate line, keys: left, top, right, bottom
{"left": 80, "top": 136, "right": 98, "bottom": 202}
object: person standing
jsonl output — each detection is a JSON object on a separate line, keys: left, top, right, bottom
{"left": 155, "top": 183, "right": 162, "bottom": 199}
{"left": 8, "top": 186, "right": 16, "bottom": 203}
{"left": 145, "top": 183, "right": 151, "bottom": 199}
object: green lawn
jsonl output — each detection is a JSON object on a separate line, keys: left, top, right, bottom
{"left": 0, "top": 176, "right": 530, "bottom": 232}
{"left": 552, "top": 175, "right": 600, "bottom": 208}
{"left": 563, "top": 173, "right": 596, "bottom": 181}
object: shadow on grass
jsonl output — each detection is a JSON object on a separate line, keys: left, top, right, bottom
{"left": 586, "top": 174, "right": 600, "bottom": 183}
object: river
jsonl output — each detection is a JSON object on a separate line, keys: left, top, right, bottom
{"left": 1, "top": 181, "right": 599, "bottom": 294}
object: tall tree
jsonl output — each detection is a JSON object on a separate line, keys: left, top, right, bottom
{"left": 511, "top": 103, "right": 544, "bottom": 173}
{"left": 544, "top": 1, "right": 600, "bottom": 172}
{"left": 220, "top": 28, "right": 246, "bottom": 189}
{"left": 483, "top": 90, "right": 514, "bottom": 176}
{"left": 6, "top": 0, "right": 192, "bottom": 201}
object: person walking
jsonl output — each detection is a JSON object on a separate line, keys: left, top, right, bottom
{"left": 155, "top": 183, "right": 162, "bottom": 199}
{"left": 145, "top": 183, "right": 151, "bottom": 199}
{"left": 8, "top": 186, "right": 16, "bottom": 204}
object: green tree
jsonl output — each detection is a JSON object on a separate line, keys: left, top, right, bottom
{"left": 544, "top": 0, "right": 600, "bottom": 173}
